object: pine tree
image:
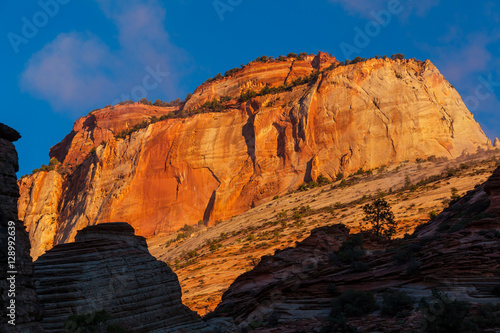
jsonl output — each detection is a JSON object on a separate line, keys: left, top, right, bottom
{"left": 362, "top": 198, "right": 396, "bottom": 238}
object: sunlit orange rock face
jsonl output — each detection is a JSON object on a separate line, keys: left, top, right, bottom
{"left": 19, "top": 54, "right": 491, "bottom": 259}
{"left": 50, "top": 104, "right": 177, "bottom": 167}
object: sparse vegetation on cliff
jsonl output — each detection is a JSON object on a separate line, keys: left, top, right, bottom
{"left": 115, "top": 119, "right": 151, "bottom": 139}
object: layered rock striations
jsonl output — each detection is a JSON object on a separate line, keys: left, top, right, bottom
{"left": 211, "top": 166, "right": 500, "bottom": 332}
{"left": 33, "top": 222, "right": 214, "bottom": 332}
{"left": 50, "top": 104, "right": 177, "bottom": 167}
{"left": 0, "top": 124, "right": 43, "bottom": 332}
{"left": 19, "top": 54, "right": 491, "bottom": 259}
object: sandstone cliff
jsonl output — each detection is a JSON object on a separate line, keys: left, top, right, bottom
{"left": 0, "top": 124, "right": 43, "bottom": 332}
{"left": 19, "top": 53, "right": 491, "bottom": 259}
{"left": 34, "top": 222, "right": 232, "bottom": 332}
{"left": 210, "top": 166, "right": 500, "bottom": 332}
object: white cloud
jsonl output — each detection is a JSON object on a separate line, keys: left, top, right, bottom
{"left": 328, "top": 0, "right": 440, "bottom": 19}
{"left": 424, "top": 29, "right": 500, "bottom": 139}
{"left": 20, "top": 0, "right": 188, "bottom": 113}
{"left": 21, "top": 32, "right": 116, "bottom": 109}
{"left": 437, "top": 33, "right": 498, "bottom": 83}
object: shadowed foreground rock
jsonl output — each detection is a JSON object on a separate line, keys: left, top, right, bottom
{"left": 34, "top": 222, "right": 236, "bottom": 332}
{"left": 211, "top": 166, "right": 500, "bottom": 332}
{"left": 0, "top": 123, "right": 43, "bottom": 332}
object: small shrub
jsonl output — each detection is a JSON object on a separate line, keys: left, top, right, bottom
{"left": 335, "top": 235, "right": 365, "bottom": 264}
{"left": 418, "top": 289, "right": 475, "bottom": 333}
{"left": 331, "top": 289, "right": 378, "bottom": 317}
{"left": 354, "top": 168, "right": 365, "bottom": 175}
{"left": 429, "top": 210, "right": 439, "bottom": 220}
{"left": 317, "top": 174, "right": 330, "bottom": 185}
{"left": 298, "top": 184, "right": 308, "bottom": 191}
{"left": 186, "top": 250, "right": 198, "bottom": 259}
{"left": 48, "top": 157, "right": 59, "bottom": 167}
{"left": 240, "top": 89, "right": 258, "bottom": 102}
{"left": 381, "top": 289, "right": 414, "bottom": 317}
{"left": 339, "top": 179, "right": 349, "bottom": 188}
{"left": 391, "top": 53, "right": 405, "bottom": 60}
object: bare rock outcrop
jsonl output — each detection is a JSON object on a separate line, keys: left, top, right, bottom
{"left": 212, "top": 166, "right": 500, "bottom": 332}
{"left": 0, "top": 123, "right": 43, "bottom": 332}
{"left": 34, "top": 222, "right": 218, "bottom": 332}
{"left": 50, "top": 104, "right": 176, "bottom": 167}
{"left": 19, "top": 55, "right": 492, "bottom": 259}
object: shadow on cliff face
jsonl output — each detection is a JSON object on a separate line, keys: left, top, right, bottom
{"left": 242, "top": 104, "right": 256, "bottom": 166}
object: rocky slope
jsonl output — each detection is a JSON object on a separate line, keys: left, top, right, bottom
{"left": 33, "top": 222, "right": 234, "bottom": 332}
{"left": 210, "top": 165, "right": 500, "bottom": 332}
{"left": 0, "top": 124, "right": 43, "bottom": 332}
{"left": 19, "top": 53, "right": 492, "bottom": 260}
{"left": 147, "top": 151, "right": 500, "bottom": 315}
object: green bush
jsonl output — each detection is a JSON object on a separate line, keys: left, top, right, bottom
{"left": 240, "top": 89, "right": 258, "bottom": 102}
{"left": 115, "top": 119, "right": 150, "bottom": 139}
{"left": 331, "top": 289, "right": 378, "bottom": 317}
{"left": 64, "top": 310, "right": 127, "bottom": 333}
{"left": 317, "top": 174, "right": 330, "bottom": 185}
{"left": 391, "top": 53, "right": 405, "bottom": 60}
{"left": 429, "top": 210, "right": 439, "bottom": 220}
{"left": 200, "top": 98, "right": 225, "bottom": 112}
{"left": 334, "top": 235, "right": 365, "bottom": 265}
{"left": 381, "top": 289, "right": 414, "bottom": 317}
{"left": 225, "top": 67, "right": 241, "bottom": 77}
{"left": 418, "top": 290, "right": 476, "bottom": 333}
{"left": 48, "top": 157, "right": 59, "bottom": 167}
{"left": 298, "top": 184, "right": 308, "bottom": 192}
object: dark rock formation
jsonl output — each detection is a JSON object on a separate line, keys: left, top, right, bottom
{"left": 34, "top": 222, "right": 234, "bottom": 332}
{"left": 485, "top": 166, "right": 500, "bottom": 214}
{"left": 212, "top": 167, "right": 500, "bottom": 332}
{"left": 0, "top": 123, "right": 43, "bottom": 332}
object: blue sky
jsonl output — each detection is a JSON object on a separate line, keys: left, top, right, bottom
{"left": 1, "top": 0, "right": 499, "bottom": 176}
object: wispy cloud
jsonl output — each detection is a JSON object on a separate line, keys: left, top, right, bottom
{"left": 435, "top": 32, "right": 499, "bottom": 83}
{"left": 21, "top": 32, "right": 116, "bottom": 108}
{"left": 328, "top": 0, "right": 439, "bottom": 19}
{"left": 424, "top": 28, "right": 500, "bottom": 138}
{"left": 20, "top": 0, "right": 188, "bottom": 113}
